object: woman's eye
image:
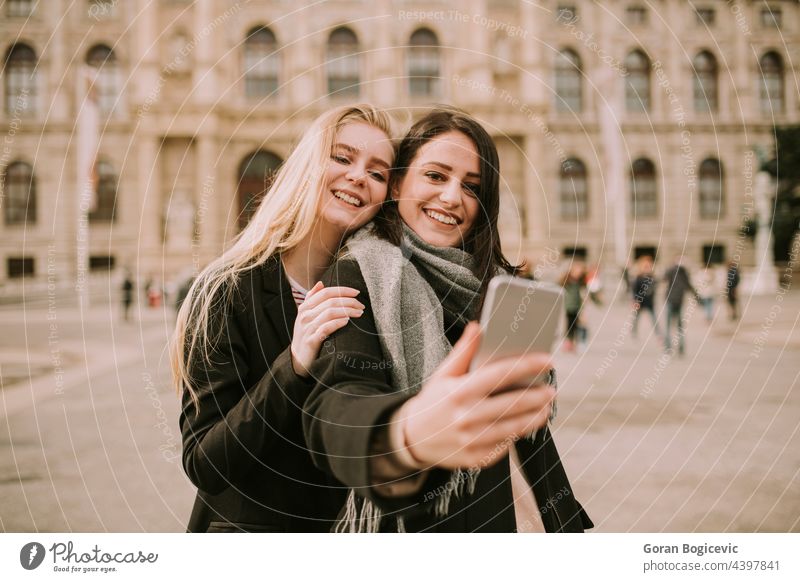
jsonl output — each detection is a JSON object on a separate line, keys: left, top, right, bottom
{"left": 332, "top": 154, "right": 350, "bottom": 164}
{"left": 368, "top": 171, "right": 386, "bottom": 183}
{"left": 425, "top": 171, "right": 445, "bottom": 182}
{"left": 463, "top": 183, "right": 480, "bottom": 197}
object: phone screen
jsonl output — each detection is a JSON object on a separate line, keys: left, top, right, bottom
{"left": 470, "top": 275, "right": 564, "bottom": 372}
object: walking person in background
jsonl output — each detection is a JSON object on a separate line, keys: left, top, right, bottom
{"left": 663, "top": 256, "right": 700, "bottom": 356}
{"left": 631, "top": 256, "right": 660, "bottom": 338}
{"left": 696, "top": 265, "right": 718, "bottom": 323}
{"left": 725, "top": 261, "right": 741, "bottom": 321}
{"left": 121, "top": 271, "right": 134, "bottom": 322}
{"left": 560, "top": 262, "right": 588, "bottom": 353}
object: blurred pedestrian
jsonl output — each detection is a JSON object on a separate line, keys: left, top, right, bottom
{"left": 146, "top": 277, "right": 163, "bottom": 308}
{"left": 121, "top": 272, "right": 134, "bottom": 322}
{"left": 560, "top": 261, "right": 591, "bottom": 352}
{"left": 725, "top": 261, "right": 741, "bottom": 321}
{"left": 663, "top": 256, "right": 700, "bottom": 356}
{"left": 696, "top": 265, "right": 718, "bottom": 323}
{"left": 631, "top": 256, "right": 660, "bottom": 337}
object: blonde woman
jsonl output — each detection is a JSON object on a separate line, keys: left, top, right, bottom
{"left": 171, "top": 105, "right": 395, "bottom": 532}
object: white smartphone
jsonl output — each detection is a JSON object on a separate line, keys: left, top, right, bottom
{"left": 470, "top": 275, "right": 564, "bottom": 372}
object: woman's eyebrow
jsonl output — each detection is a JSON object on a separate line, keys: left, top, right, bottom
{"left": 423, "top": 161, "right": 480, "bottom": 179}
{"left": 334, "top": 142, "right": 391, "bottom": 169}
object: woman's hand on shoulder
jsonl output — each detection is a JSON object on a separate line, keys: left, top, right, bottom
{"left": 395, "top": 322, "right": 556, "bottom": 470}
{"left": 290, "top": 282, "right": 365, "bottom": 377}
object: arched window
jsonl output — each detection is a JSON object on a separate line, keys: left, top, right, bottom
{"left": 326, "top": 27, "right": 359, "bottom": 98}
{"left": 244, "top": 26, "right": 279, "bottom": 99}
{"left": 699, "top": 158, "right": 724, "bottom": 219}
{"left": 237, "top": 150, "right": 282, "bottom": 230}
{"left": 693, "top": 51, "right": 718, "bottom": 112}
{"left": 4, "top": 43, "right": 37, "bottom": 115}
{"left": 630, "top": 158, "right": 657, "bottom": 219}
{"left": 624, "top": 50, "right": 650, "bottom": 112}
{"left": 408, "top": 28, "right": 440, "bottom": 97}
{"left": 86, "top": 44, "right": 119, "bottom": 115}
{"left": 555, "top": 49, "right": 582, "bottom": 112}
{"left": 3, "top": 161, "right": 36, "bottom": 225}
{"left": 89, "top": 159, "right": 117, "bottom": 222}
{"left": 759, "top": 51, "right": 784, "bottom": 114}
{"left": 560, "top": 158, "right": 588, "bottom": 220}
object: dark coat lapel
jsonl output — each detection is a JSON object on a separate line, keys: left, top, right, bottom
{"left": 260, "top": 256, "right": 298, "bottom": 348}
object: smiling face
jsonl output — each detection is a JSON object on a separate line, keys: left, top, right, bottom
{"left": 319, "top": 121, "right": 394, "bottom": 237}
{"left": 394, "top": 131, "right": 481, "bottom": 248}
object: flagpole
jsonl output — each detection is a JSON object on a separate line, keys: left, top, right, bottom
{"left": 75, "top": 65, "right": 99, "bottom": 308}
{"left": 596, "top": 67, "right": 628, "bottom": 275}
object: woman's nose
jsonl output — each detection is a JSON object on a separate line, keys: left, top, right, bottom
{"left": 345, "top": 162, "right": 366, "bottom": 185}
{"left": 438, "top": 179, "right": 462, "bottom": 206}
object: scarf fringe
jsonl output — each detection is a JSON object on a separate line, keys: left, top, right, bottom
{"left": 433, "top": 468, "right": 480, "bottom": 517}
{"left": 336, "top": 489, "right": 384, "bottom": 533}
{"left": 338, "top": 469, "right": 481, "bottom": 533}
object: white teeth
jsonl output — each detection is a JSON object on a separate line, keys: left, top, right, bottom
{"left": 425, "top": 209, "right": 457, "bottom": 225}
{"left": 333, "top": 190, "right": 362, "bottom": 207}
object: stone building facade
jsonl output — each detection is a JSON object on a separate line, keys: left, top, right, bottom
{"left": 1, "top": 0, "right": 798, "bottom": 296}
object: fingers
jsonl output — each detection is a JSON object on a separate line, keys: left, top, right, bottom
{"left": 300, "top": 285, "right": 360, "bottom": 311}
{"left": 308, "top": 306, "right": 363, "bottom": 335}
{"left": 466, "top": 405, "right": 552, "bottom": 452}
{"left": 300, "top": 297, "right": 365, "bottom": 323}
{"left": 305, "top": 281, "right": 324, "bottom": 299}
{"left": 460, "top": 353, "right": 553, "bottom": 399}
{"left": 463, "top": 385, "right": 556, "bottom": 428}
{"left": 431, "top": 322, "right": 482, "bottom": 379}
{"left": 315, "top": 316, "right": 350, "bottom": 342}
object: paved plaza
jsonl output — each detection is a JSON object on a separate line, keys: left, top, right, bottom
{"left": 1, "top": 284, "right": 798, "bottom": 532}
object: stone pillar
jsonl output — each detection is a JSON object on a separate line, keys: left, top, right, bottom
{"left": 194, "top": 134, "right": 220, "bottom": 271}
{"left": 137, "top": 135, "right": 161, "bottom": 273}
{"left": 523, "top": 133, "right": 549, "bottom": 252}
{"left": 192, "top": 0, "right": 218, "bottom": 106}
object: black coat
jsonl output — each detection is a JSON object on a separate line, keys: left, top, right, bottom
{"left": 632, "top": 274, "right": 656, "bottom": 307}
{"left": 303, "top": 258, "right": 593, "bottom": 532}
{"left": 664, "top": 265, "right": 697, "bottom": 307}
{"left": 180, "top": 257, "right": 346, "bottom": 532}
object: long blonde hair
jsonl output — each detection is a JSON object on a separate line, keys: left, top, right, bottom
{"left": 171, "top": 104, "right": 394, "bottom": 406}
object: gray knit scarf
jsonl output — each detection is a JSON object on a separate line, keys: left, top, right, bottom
{"left": 336, "top": 223, "right": 484, "bottom": 532}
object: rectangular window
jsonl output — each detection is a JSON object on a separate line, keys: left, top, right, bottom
{"left": 702, "top": 245, "right": 725, "bottom": 265}
{"left": 562, "top": 247, "right": 588, "bottom": 260}
{"left": 695, "top": 8, "right": 715, "bottom": 26}
{"left": 626, "top": 6, "right": 648, "bottom": 26}
{"left": 7, "top": 257, "right": 34, "bottom": 278}
{"left": 556, "top": 5, "right": 577, "bottom": 22}
{"left": 88, "top": 0, "right": 116, "bottom": 19}
{"left": 89, "top": 255, "right": 116, "bottom": 271}
{"left": 761, "top": 7, "right": 782, "bottom": 28}
{"left": 7, "top": 0, "right": 34, "bottom": 17}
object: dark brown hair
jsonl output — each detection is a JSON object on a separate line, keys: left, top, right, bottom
{"left": 374, "top": 106, "right": 520, "bottom": 298}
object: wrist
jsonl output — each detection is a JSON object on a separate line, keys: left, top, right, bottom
{"left": 389, "top": 401, "right": 426, "bottom": 470}
{"left": 290, "top": 349, "right": 309, "bottom": 378}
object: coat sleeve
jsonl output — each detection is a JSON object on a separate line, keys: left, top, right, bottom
{"left": 302, "top": 259, "right": 450, "bottom": 514}
{"left": 179, "top": 277, "right": 311, "bottom": 495}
